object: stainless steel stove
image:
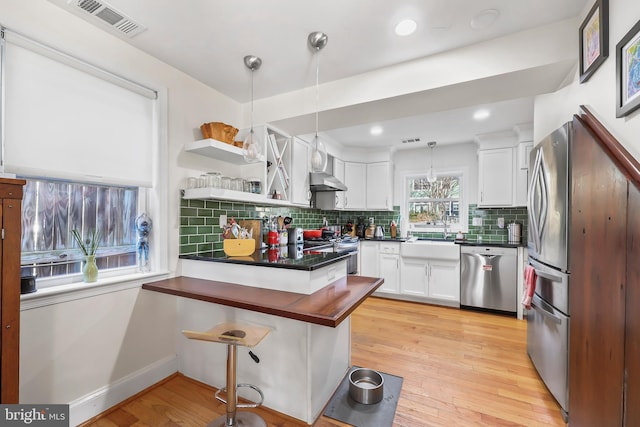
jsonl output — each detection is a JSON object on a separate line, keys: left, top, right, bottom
{"left": 303, "top": 236, "right": 359, "bottom": 274}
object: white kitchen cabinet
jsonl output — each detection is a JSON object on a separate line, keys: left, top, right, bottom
{"left": 290, "top": 137, "right": 312, "bottom": 206}
{"left": 399, "top": 257, "right": 428, "bottom": 296}
{"left": 334, "top": 157, "right": 345, "bottom": 209}
{"left": 427, "top": 260, "right": 460, "bottom": 302}
{"left": 343, "top": 162, "right": 366, "bottom": 210}
{"left": 478, "top": 148, "right": 513, "bottom": 207}
{"left": 478, "top": 143, "right": 530, "bottom": 208}
{"left": 377, "top": 242, "right": 400, "bottom": 294}
{"left": 400, "top": 257, "right": 460, "bottom": 302}
{"left": 366, "top": 162, "right": 393, "bottom": 211}
{"left": 358, "top": 240, "right": 379, "bottom": 277}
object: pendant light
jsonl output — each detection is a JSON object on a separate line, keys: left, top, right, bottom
{"left": 242, "top": 55, "right": 262, "bottom": 163}
{"left": 308, "top": 31, "right": 328, "bottom": 173}
{"left": 427, "top": 141, "right": 437, "bottom": 183}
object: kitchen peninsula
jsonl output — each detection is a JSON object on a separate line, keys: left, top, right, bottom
{"left": 142, "top": 249, "right": 382, "bottom": 424}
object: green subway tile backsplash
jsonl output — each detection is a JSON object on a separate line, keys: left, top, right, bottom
{"left": 466, "top": 204, "right": 528, "bottom": 244}
{"left": 178, "top": 198, "right": 527, "bottom": 255}
{"left": 179, "top": 197, "right": 401, "bottom": 255}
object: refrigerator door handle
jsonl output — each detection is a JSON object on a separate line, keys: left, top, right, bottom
{"left": 531, "top": 299, "right": 562, "bottom": 325}
{"left": 528, "top": 149, "right": 549, "bottom": 254}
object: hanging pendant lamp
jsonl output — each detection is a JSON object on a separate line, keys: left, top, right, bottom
{"left": 308, "top": 31, "right": 328, "bottom": 173}
{"left": 427, "top": 141, "right": 437, "bottom": 183}
{"left": 242, "top": 55, "right": 262, "bottom": 163}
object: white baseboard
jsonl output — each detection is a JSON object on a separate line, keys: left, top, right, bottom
{"left": 69, "top": 354, "right": 178, "bottom": 426}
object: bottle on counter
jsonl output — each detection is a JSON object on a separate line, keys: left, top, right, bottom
{"left": 390, "top": 220, "right": 397, "bottom": 239}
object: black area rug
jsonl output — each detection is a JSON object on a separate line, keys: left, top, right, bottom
{"left": 323, "top": 366, "right": 403, "bottom": 427}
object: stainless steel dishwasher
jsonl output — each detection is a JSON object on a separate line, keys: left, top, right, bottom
{"left": 460, "top": 245, "right": 517, "bottom": 315}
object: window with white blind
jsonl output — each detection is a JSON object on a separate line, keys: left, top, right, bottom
{"left": 1, "top": 28, "right": 161, "bottom": 286}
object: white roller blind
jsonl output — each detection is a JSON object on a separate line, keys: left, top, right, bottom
{"left": 2, "top": 31, "right": 156, "bottom": 187}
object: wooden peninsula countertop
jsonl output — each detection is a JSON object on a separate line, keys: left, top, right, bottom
{"left": 142, "top": 275, "right": 383, "bottom": 327}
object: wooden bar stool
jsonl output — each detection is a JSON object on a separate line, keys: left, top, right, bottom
{"left": 183, "top": 322, "right": 271, "bottom": 427}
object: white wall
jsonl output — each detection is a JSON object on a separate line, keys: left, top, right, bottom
{"left": 535, "top": 0, "right": 640, "bottom": 160}
{"left": 2, "top": 0, "right": 242, "bottom": 422}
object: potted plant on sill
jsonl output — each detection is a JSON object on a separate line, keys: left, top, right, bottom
{"left": 71, "top": 229, "right": 100, "bottom": 283}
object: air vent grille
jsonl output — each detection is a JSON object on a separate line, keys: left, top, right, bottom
{"left": 71, "top": 0, "right": 146, "bottom": 38}
{"left": 401, "top": 137, "right": 422, "bottom": 144}
{"left": 78, "top": 0, "right": 101, "bottom": 13}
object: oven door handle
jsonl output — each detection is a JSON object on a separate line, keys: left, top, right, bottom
{"left": 531, "top": 300, "right": 562, "bottom": 325}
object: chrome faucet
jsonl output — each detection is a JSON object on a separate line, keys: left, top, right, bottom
{"left": 442, "top": 216, "right": 450, "bottom": 240}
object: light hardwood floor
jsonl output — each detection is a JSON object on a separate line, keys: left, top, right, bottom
{"left": 82, "top": 297, "right": 565, "bottom": 427}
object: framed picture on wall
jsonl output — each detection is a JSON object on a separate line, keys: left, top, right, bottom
{"left": 616, "top": 18, "right": 640, "bottom": 117}
{"left": 579, "top": 0, "right": 609, "bottom": 83}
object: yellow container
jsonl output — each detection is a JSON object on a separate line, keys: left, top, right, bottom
{"left": 223, "top": 239, "right": 255, "bottom": 256}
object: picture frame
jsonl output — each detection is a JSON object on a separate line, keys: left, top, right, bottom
{"left": 579, "top": 0, "right": 609, "bottom": 83}
{"left": 616, "top": 18, "right": 640, "bottom": 117}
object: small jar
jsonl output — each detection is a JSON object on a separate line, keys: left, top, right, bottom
{"left": 231, "top": 178, "right": 244, "bottom": 192}
{"left": 197, "top": 174, "right": 207, "bottom": 188}
{"left": 206, "top": 172, "right": 221, "bottom": 188}
{"left": 220, "top": 176, "right": 231, "bottom": 190}
{"left": 185, "top": 177, "right": 197, "bottom": 189}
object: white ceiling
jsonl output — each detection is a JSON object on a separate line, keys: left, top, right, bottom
{"left": 48, "top": 0, "right": 589, "bottom": 148}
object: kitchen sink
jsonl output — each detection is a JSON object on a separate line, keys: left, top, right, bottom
{"left": 400, "top": 240, "right": 459, "bottom": 260}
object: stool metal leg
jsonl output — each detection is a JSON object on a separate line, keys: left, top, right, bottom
{"left": 209, "top": 344, "right": 266, "bottom": 427}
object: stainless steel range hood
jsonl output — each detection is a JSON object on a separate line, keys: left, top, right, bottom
{"left": 309, "top": 155, "right": 347, "bottom": 192}
{"left": 309, "top": 171, "right": 347, "bottom": 191}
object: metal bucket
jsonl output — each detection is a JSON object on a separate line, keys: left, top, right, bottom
{"left": 507, "top": 222, "right": 521, "bottom": 244}
{"left": 348, "top": 368, "right": 384, "bottom": 404}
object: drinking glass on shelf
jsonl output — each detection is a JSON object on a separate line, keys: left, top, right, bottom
{"left": 197, "top": 174, "right": 207, "bottom": 188}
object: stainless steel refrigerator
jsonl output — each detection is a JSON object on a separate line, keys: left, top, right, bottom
{"left": 526, "top": 122, "right": 571, "bottom": 422}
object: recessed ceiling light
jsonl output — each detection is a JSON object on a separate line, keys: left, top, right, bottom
{"left": 473, "top": 109, "right": 491, "bottom": 121}
{"left": 470, "top": 9, "right": 500, "bottom": 30}
{"left": 370, "top": 125, "right": 383, "bottom": 136}
{"left": 395, "top": 19, "right": 417, "bottom": 36}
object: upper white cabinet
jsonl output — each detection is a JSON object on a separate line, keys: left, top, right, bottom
{"left": 318, "top": 160, "right": 394, "bottom": 211}
{"left": 476, "top": 125, "right": 531, "bottom": 208}
{"left": 478, "top": 148, "right": 514, "bottom": 207}
{"left": 333, "top": 157, "right": 346, "bottom": 209}
{"left": 343, "top": 162, "right": 367, "bottom": 210}
{"left": 290, "top": 137, "right": 312, "bottom": 206}
{"left": 366, "top": 162, "right": 393, "bottom": 211}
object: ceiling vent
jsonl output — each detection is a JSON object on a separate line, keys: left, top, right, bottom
{"left": 69, "top": 0, "right": 146, "bottom": 38}
{"left": 401, "top": 137, "right": 421, "bottom": 144}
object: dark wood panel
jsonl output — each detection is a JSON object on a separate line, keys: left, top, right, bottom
{"left": 142, "top": 275, "right": 383, "bottom": 327}
{"left": 625, "top": 185, "right": 640, "bottom": 426}
{"left": 579, "top": 106, "right": 640, "bottom": 190}
{"left": 0, "top": 179, "right": 25, "bottom": 404}
{"left": 569, "top": 115, "right": 627, "bottom": 426}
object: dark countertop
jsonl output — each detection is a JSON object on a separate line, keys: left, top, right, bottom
{"left": 455, "top": 240, "right": 525, "bottom": 248}
{"left": 142, "top": 275, "right": 383, "bottom": 327}
{"left": 362, "top": 238, "right": 406, "bottom": 242}
{"left": 179, "top": 246, "right": 349, "bottom": 271}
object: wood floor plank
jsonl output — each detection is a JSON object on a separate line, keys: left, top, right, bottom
{"left": 81, "top": 297, "right": 565, "bottom": 426}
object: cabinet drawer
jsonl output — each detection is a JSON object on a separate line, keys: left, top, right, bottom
{"left": 379, "top": 243, "right": 400, "bottom": 254}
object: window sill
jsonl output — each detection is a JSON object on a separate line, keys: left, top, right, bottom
{"left": 20, "top": 271, "right": 171, "bottom": 310}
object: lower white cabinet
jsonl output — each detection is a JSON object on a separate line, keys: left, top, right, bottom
{"left": 377, "top": 243, "right": 400, "bottom": 293}
{"left": 359, "top": 240, "right": 379, "bottom": 277}
{"left": 400, "top": 257, "right": 460, "bottom": 303}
